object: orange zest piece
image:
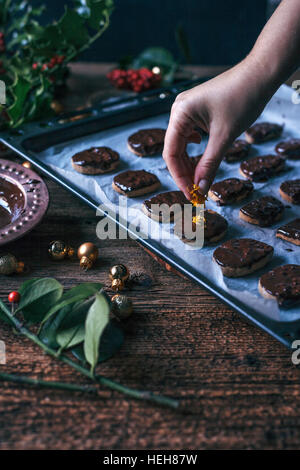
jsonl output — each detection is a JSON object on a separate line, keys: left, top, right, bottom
{"left": 188, "top": 184, "right": 206, "bottom": 225}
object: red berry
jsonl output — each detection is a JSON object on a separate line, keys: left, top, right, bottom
{"left": 41, "top": 64, "right": 47, "bottom": 71}
{"left": 56, "top": 55, "right": 65, "bottom": 64}
{"left": 32, "top": 63, "right": 38, "bottom": 70}
{"left": 8, "top": 291, "right": 20, "bottom": 303}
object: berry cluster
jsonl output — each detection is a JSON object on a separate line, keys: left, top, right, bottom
{"left": 0, "top": 60, "right": 6, "bottom": 75}
{"left": 107, "top": 68, "right": 161, "bottom": 93}
{"left": 0, "top": 32, "right": 5, "bottom": 53}
{"left": 32, "top": 55, "right": 65, "bottom": 72}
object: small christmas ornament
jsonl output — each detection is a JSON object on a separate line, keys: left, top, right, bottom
{"left": 109, "top": 264, "right": 130, "bottom": 291}
{"left": 48, "top": 240, "right": 74, "bottom": 261}
{"left": 15, "top": 261, "right": 25, "bottom": 274}
{"left": 111, "top": 294, "right": 133, "bottom": 320}
{"left": 0, "top": 253, "right": 18, "bottom": 275}
{"left": 22, "top": 161, "right": 32, "bottom": 169}
{"left": 51, "top": 100, "right": 64, "bottom": 114}
{"left": 77, "top": 242, "right": 98, "bottom": 270}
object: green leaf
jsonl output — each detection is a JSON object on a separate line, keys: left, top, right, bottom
{"left": 56, "top": 323, "right": 85, "bottom": 350}
{"left": 72, "top": 321, "right": 124, "bottom": 364}
{"left": 84, "top": 293, "right": 110, "bottom": 373}
{"left": 7, "top": 75, "right": 32, "bottom": 124}
{"left": 41, "top": 282, "right": 102, "bottom": 326}
{"left": 39, "top": 305, "right": 71, "bottom": 349}
{"left": 0, "top": 298, "right": 13, "bottom": 326}
{"left": 132, "top": 47, "right": 176, "bottom": 70}
{"left": 59, "top": 8, "right": 89, "bottom": 48}
{"left": 17, "top": 278, "right": 63, "bottom": 323}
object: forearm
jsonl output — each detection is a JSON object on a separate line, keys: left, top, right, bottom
{"left": 247, "top": 0, "right": 300, "bottom": 96}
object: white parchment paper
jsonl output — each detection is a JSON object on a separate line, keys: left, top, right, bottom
{"left": 37, "top": 85, "right": 300, "bottom": 322}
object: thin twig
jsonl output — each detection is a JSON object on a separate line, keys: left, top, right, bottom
{"left": 0, "top": 371, "right": 97, "bottom": 394}
{"left": 0, "top": 302, "right": 179, "bottom": 410}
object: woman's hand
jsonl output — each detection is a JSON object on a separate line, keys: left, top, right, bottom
{"left": 163, "top": 58, "right": 272, "bottom": 199}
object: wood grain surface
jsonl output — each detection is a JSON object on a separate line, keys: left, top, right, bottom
{"left": 0, "top": 64, "right": 300, "bottom": 450}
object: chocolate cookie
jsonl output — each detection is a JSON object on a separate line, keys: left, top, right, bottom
{"left": 213, "top": 238, "right": 274, "bottom": 277}
{"left": 112, "top": 170, "right": 160, "bottom": 197}
{"left": 208, "top": 178, "right": 253, "bottom": 206}
{"left": 127, "top": 128, "right": 166, "bottom": 156}
{"left": 240, "top": 155, "right": 285, "bottom": 181}
{"left": 174, "top": 209, "right": 228, "bottom": 245}
{"left": 259, "top": 264, "right": 300, "bottom": 307}
{"left": 245, "top": 122, "right": 283, "bottom": 144}
{"left": 275, "top": 139, "right": 300, "bottom": 159}
{"left": 71, "top": 147, "right": 120, "bottom": 175}
{"left": 276, "top": 218, "right": 300, "bottom": 246}
{"left": 239, "top": 196, "right": 284, "bottom": 227}
{"left": 142, "top": 191, "right": 190, "bottom": 222}
{"left": 280, "top": 179, "right": 300, "bottom": 204}
{"left": 224, "top": 139, "right": 251, "bottom": 163}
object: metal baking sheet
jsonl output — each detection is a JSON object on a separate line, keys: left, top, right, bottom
{"left": 1, "top": 80, "right": 299, "bottom": 348}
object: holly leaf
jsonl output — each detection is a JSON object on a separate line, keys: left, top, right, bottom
{"left": 87, "top": 0, "right": 114, "bottom": 30}
{"left": 16, "top": 278, "right": 63, "bottom": 323}
{"left": 7, "top": 75, "right": 31, "bottom": 124}
{"left": 59, "top": 8, "right": 89, "bottom": 48}
{"left": 84, "top": 293, "right": 110, "bottom": 374}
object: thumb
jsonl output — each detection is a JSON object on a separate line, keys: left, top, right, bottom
{"left": 194, "top": 128, "right": 231, "bottom": 195}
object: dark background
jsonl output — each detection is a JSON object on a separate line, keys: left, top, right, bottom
{"left": 32, "top": 0, "right": 268, "bottom": 65}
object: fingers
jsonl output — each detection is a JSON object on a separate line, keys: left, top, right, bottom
{"left": 163, "top": 101, "right": 201, "bottom": 199}
{"left": 194, "top": 128, "right": 231, "bottom": 194}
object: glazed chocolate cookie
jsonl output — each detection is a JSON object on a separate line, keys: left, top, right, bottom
{"left": 245, "top": 122, "right": 283, "bottom": 144}
{"left": 213, "top": 238, "right": 274, "bottom": 277}
{"left": 224, "top": 139, "right": 251, "bottom": 163}
{"left": 71, "top": 147, "right": 120, "bottom": 175}
{"left": 239, "top": 196, "right": 284, "bottom": 227}
{"left": 276, "top": 218, "right": 300, "bottom": 246}
{"left": 112, "top": 170, "right": 160, "bottom": 197}
{"left": 127, "top": 128, "right": 166, "bottom": 156}
{"left": 174, "top": 209, "right": 228, "bottom": 245}
{"left": 280, "top": 179, "right": 300, "bottom": 204}
{"left": 240, "top": 155, "right": 285, "bottom": 181}
{"left": 142, "top": 191, "right": 190, "bottom": 222}
{"left": 208, "top": 178, "right": 253, "bottom": 206}
{"left": 259, "top": 264, "right": 300, "bottom": 307}
{"left": 275, "top": 139, "right": 300, "bottom": 160}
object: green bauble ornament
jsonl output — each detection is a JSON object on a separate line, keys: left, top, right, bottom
{"left": 111, "top": 294, "right": 133, "bottom": 320}
{"left": 0, "top": 253, "right": 18, "bottom": 275}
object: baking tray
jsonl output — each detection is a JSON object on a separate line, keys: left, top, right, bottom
{"left": 0, "top": 78, "right": 299, "bottom": 349}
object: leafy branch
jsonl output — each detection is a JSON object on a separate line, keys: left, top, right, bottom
{"left": 0, "top": 0, "right": 114, "bottom": 128}
{"left": 0, "top": 278, "right": 179, "bottom": 409}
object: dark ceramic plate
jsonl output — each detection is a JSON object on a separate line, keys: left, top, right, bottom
{"left": 0, "top": 159, "right": 49, "bottom": 246}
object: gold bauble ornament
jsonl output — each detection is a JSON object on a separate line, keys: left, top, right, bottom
{"left": 109, "top": 264, "right": 129, "bottom": 291}
{"left": 51, "top": 100, "right": 64, "bottom": 114}
{"left": 111, "top": 294, "right": 133, "bottom": 320}
{"left": 15, "top": 261, "right": 25, "bottom": 274}
{"left": 77, "top": 242, "right": 98, "bottom": 270}
{"left": 48, "top": 240, "right": 74, "bottom": 261}
{"left": 0, "top": 253, "right": 18, "bottom": 275}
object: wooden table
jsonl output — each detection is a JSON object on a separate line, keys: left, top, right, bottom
{"left": 0, "top": 64, "right": 300, "bottom": 450}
